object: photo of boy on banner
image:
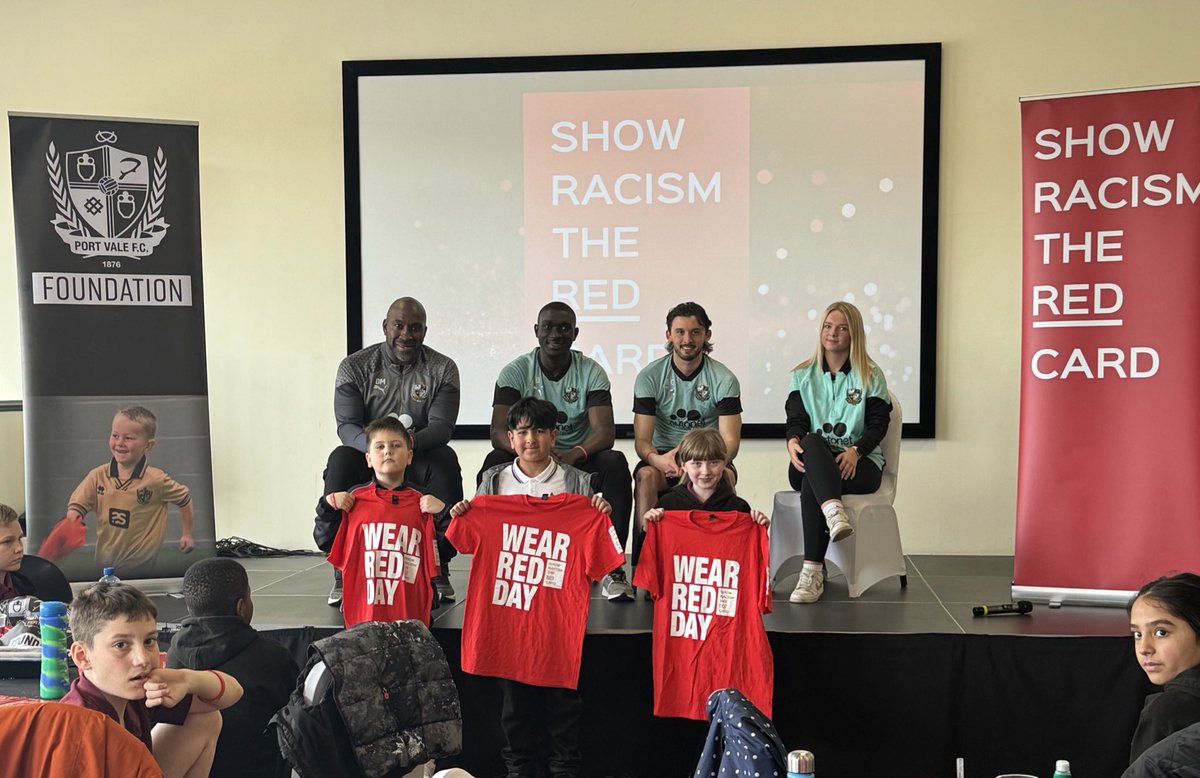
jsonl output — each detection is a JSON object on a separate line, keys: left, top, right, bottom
{"left": 9, "top": 113, "right": 214, "bottom": 582}
{"left": 40, "top": 403, "right": 208, "bottom": 580}
{"left": 28, "top": 396, "right": 215, "bottom": 581}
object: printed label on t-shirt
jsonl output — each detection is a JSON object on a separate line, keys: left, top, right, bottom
{"left": 402, "top": 553, "right": 420, "bottom": 584}
{"left": 670, "top": 554, "right": 740, "bottom": 641}
{"left": 543, "top": 559, "right": 566, "bottom": 589}
{"left": 361, "top": 522, "right": 423, "bottom": 605}
{"left": 716, "top": 587, "right": 737, "bottom": 617}
{"left": 607, "top": 525, "right": 623, "bottom": 554}
{"left": 493, "top": 522, "right": 571, "bottom": 610}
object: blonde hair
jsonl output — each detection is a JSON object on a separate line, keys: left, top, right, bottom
{"left": 117, "top": 406, "right": 157, "bottom": 439}
{"left": 676, "top": 428, "right": 736, "bottom": 492}
{"left": 0, "top": 504, "right": 17, "bottom": 528}
{"left": 795, "top": 301, "right": 875, "bottom": 385}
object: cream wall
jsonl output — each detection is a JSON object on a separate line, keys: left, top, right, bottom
{"left": 1, "top": 1, "right": 1197, "bottom": 552}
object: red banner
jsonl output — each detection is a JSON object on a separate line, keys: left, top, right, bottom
{"left": 1016, "top": 85, "right": 1200, "bottom": 592}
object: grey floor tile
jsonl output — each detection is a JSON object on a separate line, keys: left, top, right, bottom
{"left": 908, "top": 554, "right": 1014, "bottom": 577}
{"left": 920, "top": 574, "right": 1018, "bottom": 605}
{"left": 255, "top": 569, "right": 340, "bottom": 597}
{"left": 234, "top": 556, "right": 326, "bottom": 572}
{"left": 763, "top": 601, "right": 962, "bottom": 634}
{"left": 250, "top": 594, "right": 344, "bottom": 630}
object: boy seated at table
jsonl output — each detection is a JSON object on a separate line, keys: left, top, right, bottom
{"left": 63, "top": 582, "right": 243, "bottom": 778}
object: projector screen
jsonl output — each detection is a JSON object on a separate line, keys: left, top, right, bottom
{"left": 344, "top": 45, "right": 940, "bottom": 438}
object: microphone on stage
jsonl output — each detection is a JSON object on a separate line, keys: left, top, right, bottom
{"left": 972, "top": 600, "right": 1033, "bottom": 617}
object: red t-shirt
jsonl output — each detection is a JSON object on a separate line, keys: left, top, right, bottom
{"left": 633, "top": 510, "right": 773, "bottom": 720}
{"left": 446, "top": 492, "right": 624, "bottom": 689}
{"left": 327, "top": 485, "right": 439, "bottom": 627}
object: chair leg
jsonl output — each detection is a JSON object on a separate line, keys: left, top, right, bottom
{"left": 900, "top": 574, "right": 908, "bottom": 588}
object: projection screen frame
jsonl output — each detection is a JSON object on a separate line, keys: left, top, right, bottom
{"left": 343, "top": 43, "right": 941, "bottom": 440}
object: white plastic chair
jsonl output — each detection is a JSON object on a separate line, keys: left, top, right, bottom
{"left": 770, "top": 391, "right": 906, "bottom": 598}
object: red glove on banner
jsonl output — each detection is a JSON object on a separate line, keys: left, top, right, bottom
{"left": 38, "top": 516, "right": 87, "bottom": 564}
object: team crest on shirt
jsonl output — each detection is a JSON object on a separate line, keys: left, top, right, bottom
{"left": 846, "top": 388, "right": 863, "bottom": 405}
{"left": 410, "top": 383, "right": 428, "bottom": 402}
{"left": 371, "top": 377, "right": 388, "bottom": 396}
{"left": 46, "top": 131, "right": 170, "bottom": 259}
{"left": 137, "top": 487, "right": 153, "bottom": 505}
{"left": 694, "top": 383, "right": 711, "bottom": 402}
{"left": 562, "top": 386, "right": 579, "bottom": 403}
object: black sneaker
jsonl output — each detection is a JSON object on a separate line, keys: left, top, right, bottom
{"left": 433, "top": 574, "right": 456, "bottom": 602}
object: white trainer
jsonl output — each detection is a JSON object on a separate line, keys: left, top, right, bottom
{"left": 789, "top": 568, "right": 825, "bottom": 604}
{"left": 826, "top": 506, "right": 854, "bottom": 542}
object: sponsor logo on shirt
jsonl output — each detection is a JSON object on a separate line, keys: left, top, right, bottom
{"left": 371, "top": 377, "right": 388, "bottom": 396}
{"left": 107, "top": 508, "right": 130, "bottom": 529}
{"left": 670, "top": 408, "right": 705, "bottom": 431}
{"left": 670, "top": 554, "right": 739, "bottom": 641}
{"left": 493, "top": 523, "right": 570, "bottom": 611}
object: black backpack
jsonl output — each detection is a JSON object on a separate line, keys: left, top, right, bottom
{"left": 271, "top": 651, "right": 368, "bottom": 778}
{"left": 270, "top": 621, "right": 461, "bottom": 778}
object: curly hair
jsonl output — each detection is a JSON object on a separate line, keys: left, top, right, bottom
{"left": 181, "top": 558, "right": 250, "bottom": 618}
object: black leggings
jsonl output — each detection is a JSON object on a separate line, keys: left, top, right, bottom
{"left": 787, "top": 432, "right": 882, "bottom": 563}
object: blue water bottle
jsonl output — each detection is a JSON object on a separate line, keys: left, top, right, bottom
{"left": 39, "top": 601, "right": 69, "bottom": 699}
{"left": 99, "top": 567, "right": 121, "bottom": 584}
{"left": 787, "top": 749, "right": 815, "bottom": 778}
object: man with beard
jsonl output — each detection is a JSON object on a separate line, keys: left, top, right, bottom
{"left": 631, "top": 301, "right": 742, "bottom": 577}
{"left": 478, "top": 302, "right": 635, "bottom": 601}
{"left": 320, "top": 296, "right": 462, "bottom": 605}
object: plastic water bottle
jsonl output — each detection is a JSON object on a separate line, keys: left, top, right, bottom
{"left": 1053, "top": 759, "right": 1071, "bottom": 778}
{"left": 787, "top": 749, "right": 815, "bottom": 778}
{"left": 99, "top": 567, "right": 121, "bottom": 584}
{"left": 39, "top": 601, "right": 69, "bottom": 699}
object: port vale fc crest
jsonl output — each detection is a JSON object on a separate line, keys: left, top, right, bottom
{"left": 46, "top": 130, "right": 170, "bottom": 259}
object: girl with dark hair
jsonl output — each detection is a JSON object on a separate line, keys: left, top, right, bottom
{"left": 1129, "top": 572, "right": 1200, "bottom": 762}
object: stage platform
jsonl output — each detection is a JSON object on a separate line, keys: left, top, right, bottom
{"left": 150, "top": 552, "right": 1136, "bottom": 639}
{"left": 138, "top": 553, "right": 1148, "bottom": 778}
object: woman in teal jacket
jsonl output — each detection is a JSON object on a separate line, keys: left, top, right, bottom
{"left": 783, "top": 301, "right": 891, "bottom": 604}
